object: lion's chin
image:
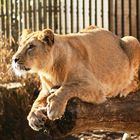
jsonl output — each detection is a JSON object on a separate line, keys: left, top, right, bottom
{"left": 13, "top": 68, "right": 28, "bottom": 76}
{"left": 12, "top": 61, "right": 30, "bottom": 77}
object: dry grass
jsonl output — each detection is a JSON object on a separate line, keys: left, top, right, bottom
{"left": 0, "top": 36, "right": 41, "bottom": 140}
{"left": 0, "top": 36, "right": 14, "bottom": 83}
{"left": 0, "top": 35, "right": 39, "bottom": 84}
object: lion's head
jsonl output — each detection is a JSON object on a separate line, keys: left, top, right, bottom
{"left": 12, "top": 29, "right": 54, "bottom": 76}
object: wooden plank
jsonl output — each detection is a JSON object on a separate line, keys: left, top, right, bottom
{"left": 82, "top": 0, "right": 85, "bottom": 28}
{"left": 23, "top": 0, "right": 27, "bottom": 29}
{"left": 114, "top": 0, "right": 117, "bottom": 34}
{"left": 137, "top": 0, "right": 140, "bottom": 40}
{"left": 38, "top": 0, "right": 42, "bottom": 30}
{"left": 64, "top": 0, "right": 67, "bottom": 34}
{"left": 76, "top": 0, "right": 79, "bottom": 32}
{"left": 96, "top": 0, "right": 101, "bottom": 27}
{"left": 121, "top": 0, "right": 124, "bottom": 36}
{"left": 131, "top": 0, "right": 137, "bottom": 37}
{"left": 89, "top": 0, "right": 91, "bottom": 25}
{"left": 5, "top": 0, "right": 9, "bottom": 38}
{"left": 108, "top": 0, "right": 114, "bottom": 32}
{"left": 9, "top": 0, "right": 13, "bottom": 44}
{"left": 103, "top": 0, "right": 109, "bottom": 29}
{"left": 43, "top": 0, "right": 47, "bottom": 29}
{"left": 1, "top": 0, "right": 5, "bottom": 34}
{"left": 54, "top": 0, "right": 58, "bottom": 32}
{"left": 26, "top": 0, "right": 30, "bottom": 29}
{"left": 101, "top": 0, "right": 104, "bottom": 28}
{"left": 3, "top": 0, "right": 5, "bottom": 36}
{"left": 26, "top": 0, "right": 29, "bottom": 29}
{"left": 33, "top": 0, "right": 37, "bottom": 31}
{"left": 18, "top": 0, "right": 22, "bottom": 36}
{"left": 28, "top": 0, "right": 32, "bottom": 29}
{"left": 117, "top": 0, "right": 122, "bottom": 37}
{"left": 59, "top": 0, "right": 62, "bottom": 34}
{"left": 95, "top": 0, "right": 97, "bottom": 25}
{"left": 123, "top": 0, "right": 129, "bottom": 36}
{"left": 36, "top": 0, "right": 39, "bottom": 30}
{"left": 48, "top": 0, "right": 52, "bottom": 28}
{"left": 14, "top": 0, "right": 18, "bottom": 40}
{"left": 0, "top": 1, "right": 1, "bottom": 32}
{"left": 129, "top": 0, "right": 132, "bottom": 35}
{"left": 70, "top": 0, "right": 73, "bottom": 32}
{"left": 10, "top": 0, "right": 14, "bottom": 38}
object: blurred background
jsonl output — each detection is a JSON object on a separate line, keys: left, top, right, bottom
{"left": 0, "top": 0, "right": 140, "bottom": 43}
{"left": 0, "top": 0, "right": 140, "bottom": 140}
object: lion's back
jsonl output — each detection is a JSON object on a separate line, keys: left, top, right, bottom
{"left": 66, "top": 28, "right": 133, "bottom": 95}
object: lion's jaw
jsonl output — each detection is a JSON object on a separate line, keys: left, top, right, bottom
{"left": 12, "top": 60, "right": 29, "bottom": 76}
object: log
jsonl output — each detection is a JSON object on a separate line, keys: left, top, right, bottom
{"left": 42, "top": 90, "right": 140, "bottom": 138}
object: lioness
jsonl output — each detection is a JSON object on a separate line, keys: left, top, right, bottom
{"left": 12, "top": 27, "right": 140, "bottom": 131}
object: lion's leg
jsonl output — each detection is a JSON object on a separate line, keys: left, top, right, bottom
{"left": 120, "top": 36, "right": 140, "bottom": 97}
{"left": 27, "top": 90, "right": 49, "bottom": 131}
{"left": 120, "top": 80, "right": 139, "bottom": 97}
{"left": 27, "top": 75, "right": 54, "bottom": 131}
{"left": 47, "top": 81, "right": 106, "bottom": 120}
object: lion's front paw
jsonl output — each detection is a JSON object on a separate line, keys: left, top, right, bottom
{"left": 47, "top": 94, "right": 67, "bottom": 120}
{"left": 27, "top": 107, "right": 48, "bottom": 131}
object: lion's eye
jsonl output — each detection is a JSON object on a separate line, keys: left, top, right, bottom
{"left": 28, "top": 44, "right": 35, "bottom": 51}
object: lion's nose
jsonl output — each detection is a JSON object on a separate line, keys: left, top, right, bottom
{"left": 14, "top": 58, "right": 20, "bottom": 63}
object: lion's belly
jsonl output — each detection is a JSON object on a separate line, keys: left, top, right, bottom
{"left": 88, "top": 41, "right": 132, "bottom": 97}
{"left": 93, "top": 61, "right": 131, "bottom": 97}
{"left": 93, "top": 65, "right": 131, "bottom": 96}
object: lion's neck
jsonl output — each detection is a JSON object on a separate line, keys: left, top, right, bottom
{"left": 39, "top": 38, "right": 69, "bottom": 87}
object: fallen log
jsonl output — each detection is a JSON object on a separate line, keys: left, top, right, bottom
{"left": 43, "top": 90, "right": 140, "bottom": 138}
{"left": 1, "top": 83, "right": 140, "bottom": 138}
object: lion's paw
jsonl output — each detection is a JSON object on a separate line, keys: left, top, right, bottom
{"left": 47, "top": 94, "right": 66, "bottom": 120}
{"left": 27, "top": 107, "right": 47, "bottom": 131}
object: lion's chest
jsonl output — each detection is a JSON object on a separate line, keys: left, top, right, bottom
{"left": 40, "top": 72, "right": 63, "bottom": 89}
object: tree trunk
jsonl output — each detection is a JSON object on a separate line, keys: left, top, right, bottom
{"left": 43, "top": 90, "right": 140, "bottom": 138}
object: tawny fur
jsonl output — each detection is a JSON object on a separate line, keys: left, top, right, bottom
{"left": 12, "top": 27, "right": 140, "bottom": 131}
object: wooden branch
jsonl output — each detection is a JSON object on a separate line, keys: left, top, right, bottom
{"left": 43, "top": 90, "right": 140, "bottom": 138}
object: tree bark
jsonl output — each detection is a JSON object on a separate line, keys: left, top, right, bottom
{"left": 43, "top": 90, "right": 140, "bottom": 138}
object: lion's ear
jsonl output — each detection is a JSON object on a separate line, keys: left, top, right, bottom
{"left": 40, "top": 29, "right": 54, "bottom": 46}
{"left": 20, "top": 29, "right": 32, "bottom": 42}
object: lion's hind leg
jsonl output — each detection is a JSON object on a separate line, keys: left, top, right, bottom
{"left": 120, "top": 36, "right": 140, "bottom": 97}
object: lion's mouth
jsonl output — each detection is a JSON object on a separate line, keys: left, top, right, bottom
{"left": 24, "top": 67, "right": 31, "bottom": 71}
{"left": 12, "top": 61, "right": 31, "bottom": 76}
{"left": 16, "top": 64, "right": 30, "bottom": 71}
